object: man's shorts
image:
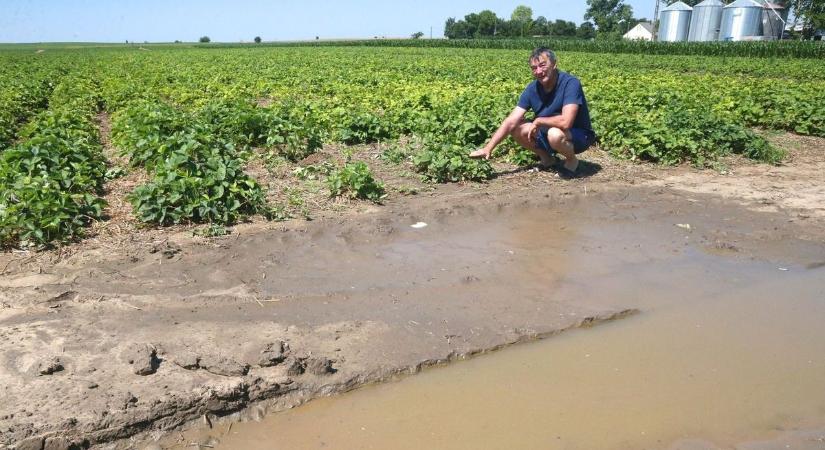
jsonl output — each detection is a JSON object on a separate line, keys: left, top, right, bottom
{"left": 536, "top": 127, "right": 596, "bottom": 155}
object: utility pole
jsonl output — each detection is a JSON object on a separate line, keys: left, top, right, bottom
{"left": 653, "top": 0, "right": 661, "bottom": 40}
{"left": 430, "top": 26, "right": 433, "bottom": 39}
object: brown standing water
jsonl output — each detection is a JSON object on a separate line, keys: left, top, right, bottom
{"left": 157, "top": 196, "right": 825, "bottom": 450}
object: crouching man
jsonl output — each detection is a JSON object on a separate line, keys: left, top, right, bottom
{"left": 469, "top": 47, "right": 595, "bottom": 178}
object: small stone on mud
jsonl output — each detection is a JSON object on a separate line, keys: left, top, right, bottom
{"left": 172, "top": 351, "right": 200, "bottom": 370}
{"left": 60, "top": 417, "right": 78, "bottom": 428}
{"left": 44, "top": 437, "right": 89, "bottom": 450}
{"left": 15, "top": 436, "right": 44, "bottom": 450}
{"left": 713, "top": 241, "right": 739, "bottom": 251}
{"left": 121, "top": 343, "right": 159, "bottom": 375}
{"left": 199, "top": 355, "right": 249, "bottom": 377}
{"left": 305, "top": 357, "right": 335, "bottom": 375}
{"left": 44, "top": 290, "right": 78, "bottom": 307}
{"left": 43, "top": 436, "right": 75, "bottom": 450}
{"left": 285, "top": 358, "right": 306, "bottom": 376}
{"left": 257, "top": 341, "right": 287, "bottom": 367}
{"left": 247, "top": 376, "right": 287, "bottom": 401}
{"left": 150, "top": 241, "right": 181, "bottom": 259}
{"left": 86, "top": 381, "right": 98, "bottom": 389}
{"left": 122, "top": 392, "right": 138, "bottom": 409}
{"left": 37, "top": 356, "right": 64, "bottom": 375}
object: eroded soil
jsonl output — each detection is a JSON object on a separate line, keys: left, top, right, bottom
{"left": 1, "top": 135, "right": 824, "bottom": 449}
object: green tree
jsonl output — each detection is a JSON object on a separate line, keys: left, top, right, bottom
{"left": 460, "top": 10, "right": 499, "bottom": 37}
{"left": 445, "top": 17, "right": 457, "bottom": 38}
{"left": 577, "top": 21, "right": 597, "bottom": 39}
{"left": 511, "top": 5, "right": 534, "bottom": 36}
{"left": 584, "top": 0, "right": 634, "bottom": 34}
{"left": 199, "top": 36, "right": 210, "bottom": 43}
{"left": 411, "top": 31, "right": 424, "bottom": 39}
{"left": 476, "top": 10, "right": 499, "bottom": 37}
{"left": 495, "top": 18, "right": 510, "bottom": 36}
{"left": 254, "top": 36, "right": 262, "bottom": 43}
{"left": 550, "top": 19, "right": 578, "bottom": 36}
{"left": 511, "top": 5, "right": 533, "bottom": 23}
{"left": 463, "top": 13, "right": 480, "bottom": 36}
{"left": 790, "top": 0, "right": 825, "bottom": 39}
{"left": 533, "top": 16, "right": 549, "bottom": 35}
{"left": 445, "top": 17, "right": 471, "bottom": 38}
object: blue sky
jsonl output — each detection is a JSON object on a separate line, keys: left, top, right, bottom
{"left": 0, "top": 0, "right": 658, "bottom": 43}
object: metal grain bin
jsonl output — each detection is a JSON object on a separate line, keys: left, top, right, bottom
{"left": 756, "top": 0, "right": 787, "bottom": 40}
{"left": 658, "top": 1, "right": 693, "bottom": 42}
{"left": 720, "top": 0, "right": 764, "bottom": 41}
{"left": 688, "top": 0, "right": 725, "bottom": 41}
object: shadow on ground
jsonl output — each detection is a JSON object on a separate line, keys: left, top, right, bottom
{"left": 495, "top": 160, "right": 603, "bottom": 179}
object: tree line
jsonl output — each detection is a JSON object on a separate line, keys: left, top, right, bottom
{"left": 444, "top": 3, "right": 649, "bottom": 40}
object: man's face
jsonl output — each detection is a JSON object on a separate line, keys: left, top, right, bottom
{"left": 529, "top": 54, "right": 554, "bottom": 83}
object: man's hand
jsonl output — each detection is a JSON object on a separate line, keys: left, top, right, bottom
{"left": 526, "top": 121, "right": 538, "bottom": 142}
{"left": 469, "top": 148, "right": 492, "bottom": 160}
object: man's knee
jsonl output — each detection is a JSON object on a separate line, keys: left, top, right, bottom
{"left": 510, "top": 123, "right": 527, "bottom": 137}
{"left": 510, "top": 124, "right": 530, "bottom": 144}
{"left": 546, "top": 127, "right": 567, "bottom": 145}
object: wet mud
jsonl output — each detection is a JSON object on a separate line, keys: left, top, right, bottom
{"left": 179, "top": 243, "right": 825, "bottom": 449}
{"left": 1, "top": 184, "right": 825, "bottom": 449}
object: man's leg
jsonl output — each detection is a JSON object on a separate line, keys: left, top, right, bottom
{"left": 546, "top": 127, "right": 578, "bottom": 172}
{"left": 510, "top": 121, "right": 556, "bottom": 167}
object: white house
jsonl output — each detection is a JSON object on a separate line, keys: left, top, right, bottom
{"left": 786, "top": 14, "right": 825, "bottom": 40}
{"left": 623, "top": 22, "right": 655, "bottom": 40}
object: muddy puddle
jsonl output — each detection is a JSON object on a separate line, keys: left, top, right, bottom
{"left": 154, "top": 195, "right": 825, "bottom": 450}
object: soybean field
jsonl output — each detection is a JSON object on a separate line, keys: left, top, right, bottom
{"left": 0, "top": 45, "right": 823, "bottom": 248}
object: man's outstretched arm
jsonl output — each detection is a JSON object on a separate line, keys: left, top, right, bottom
{"left": 469, "top": 106, "right": 526, "bottom": 160}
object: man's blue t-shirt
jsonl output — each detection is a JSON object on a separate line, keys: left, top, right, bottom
{"left": 517, "top": 71, "right": 592, "bottom": 132}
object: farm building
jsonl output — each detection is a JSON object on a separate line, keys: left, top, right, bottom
{"left": 623, "top": 22, "right": 655, "bottom": 40}
{"left": 788, "top": 20, "right": 825, "bottom": 40}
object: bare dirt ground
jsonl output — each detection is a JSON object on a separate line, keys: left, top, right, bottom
{"left": 1, "top": 133, "right": 823, "bottom": 450}
{"left": 645, "top": 133, "right": 825, "bottom": 220}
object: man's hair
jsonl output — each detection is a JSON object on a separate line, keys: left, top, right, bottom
{"left": 529, "top": 47, "right": 556, "bottom": 64}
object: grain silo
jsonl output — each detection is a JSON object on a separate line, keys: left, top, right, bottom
{"left": 756, "top": 0, "right": 788, "bottom": 40}
{"left": 720, "top": 0, "right": 764, "bottom": 40}
{"left": 658, "top": 2, "right": 693, "bottom": 42}
{"left": 688, "top": 0, "right": 725, "bottom": 41}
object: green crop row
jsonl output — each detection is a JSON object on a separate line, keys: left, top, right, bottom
{"left": 0, "top": 76, "right": 106, "bottom": 247}
{"left": 6, "top": 48, "right": 821, "bottom": 168}
{"left": 586, "top": 73, "right": 790, "bottom": 164}
{"left": 0, "top": 78, "right": 59, "bottom": 150}
{"left": 92, "top": 46, "right": 819, "bottom": 168}
{"left": 111, "top": 100, "right": 273, "bottom": 226}
{"left": 214, "top": 38, "right": 825, "bottom": 59}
